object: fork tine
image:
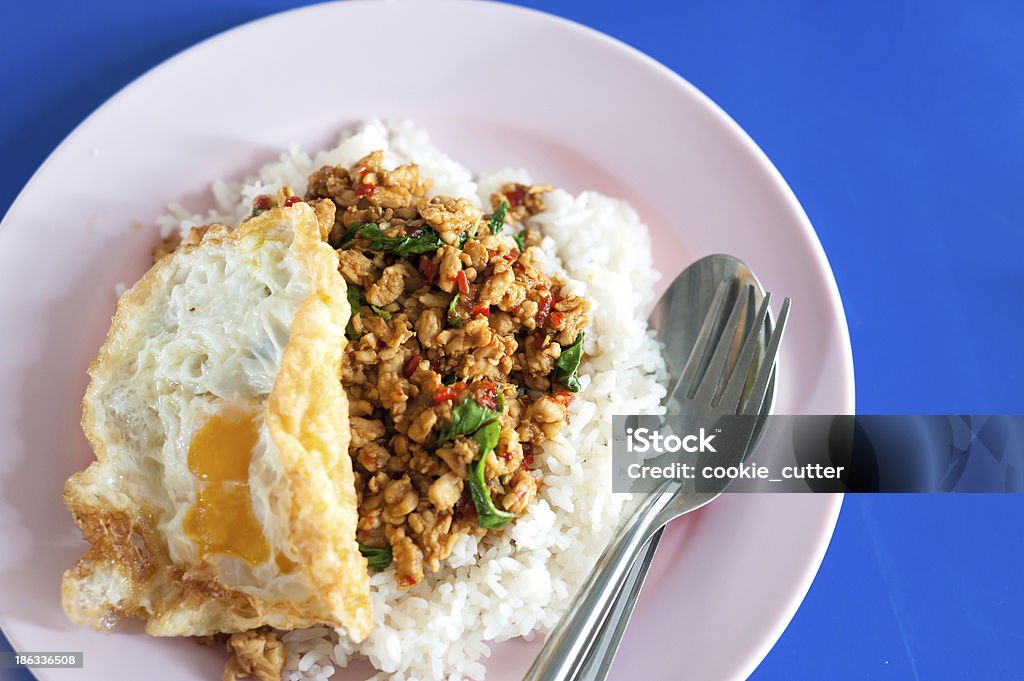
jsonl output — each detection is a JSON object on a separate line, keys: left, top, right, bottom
{"left": 672, "top": 279, "right": 732, "bottom": 401}
{"left": 692, "top": 284, "right": 752, "bottom": 404}
{"left": 741, "top": 297, "right": 791, "bottom": 416}
{"left": 718, "top": 292, "right": 773, "bottom": 412}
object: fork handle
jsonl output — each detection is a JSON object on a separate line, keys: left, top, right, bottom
{"left": 522, "top": 491, "right": 671, "bottom": 681}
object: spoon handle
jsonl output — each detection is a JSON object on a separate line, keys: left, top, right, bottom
{"left": 576, "top": 527, "right": 665, "bottom": 679}
{"left": 521, "top": 490, "right": 671, "bottom": 681}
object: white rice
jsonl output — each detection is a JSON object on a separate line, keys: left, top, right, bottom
{"left": 159, "top": 121, "right": 667, "bottom": 681}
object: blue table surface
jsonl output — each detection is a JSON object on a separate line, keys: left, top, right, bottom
{"left": 3, "top": 1, "right": 1022, "bottom": 679}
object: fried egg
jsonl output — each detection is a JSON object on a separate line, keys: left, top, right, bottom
{"left": 62, "top": 201, "right": 372, "bottom": 641}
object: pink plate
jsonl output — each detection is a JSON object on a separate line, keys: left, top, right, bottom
{"left": 0, "top": 2, "right": 854, "bottom": 680}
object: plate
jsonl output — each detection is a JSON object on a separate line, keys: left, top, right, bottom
{"left": 0, "top": 2, "right": 854, "bottom": 680}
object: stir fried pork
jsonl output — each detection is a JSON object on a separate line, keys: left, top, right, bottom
{"left": 306, "top": 153, "right": 589, "bottom": 587}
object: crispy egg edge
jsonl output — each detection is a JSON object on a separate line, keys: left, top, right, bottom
{"left": 62, "top": 201, "right": 372, "bottom": 641}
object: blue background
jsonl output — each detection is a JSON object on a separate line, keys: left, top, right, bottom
{"left": 3, "top": 1, "right": 1022, "bottom": 679}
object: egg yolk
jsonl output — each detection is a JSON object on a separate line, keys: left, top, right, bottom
{"left": 187, "top": 409, "right": 259, "bottom": 482}
{"left": 183, "top": 410, "right": 270, "bottom": 566}
{"left": 275, "top": 552, "right": 298, "bottom": 574}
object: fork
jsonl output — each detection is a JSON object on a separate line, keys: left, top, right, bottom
{"left": 522, "top": 281, "right": 792, "bottom": 681}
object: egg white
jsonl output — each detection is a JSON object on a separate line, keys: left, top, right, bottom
{"left": 63, "top": 204, "right": 371, "bottom": 639}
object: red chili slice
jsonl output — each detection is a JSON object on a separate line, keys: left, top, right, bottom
{"left": 505, "top": 188, "right": 526, "bottom": 207}
{"left": 253, "top": 194, "right": 274, "bottom": 210}
{"left": 456, "top": 271, "right": 470, "bottom": 295}
{"left": 476, "top": 381, "right": 499, "bottom": 410}
{"left": 283, "top": 196, "right": 303, "bottom": 207}
{"left": 470, "top": 304, "right": 490, "bottom": 317}
{"left": 355, "top": 183, "right": 378, "bottom": 197}
{"left": 549, "top": 311, "right": 564, "bottom": 327}
{"left": 433, "top": 386, "right": 456, "bottom": 404}
{"left": 535, "top": 294, "right": 553, "bottom": 326}
{"left": 404, "top": 354, "right": 421, "bottom": 379}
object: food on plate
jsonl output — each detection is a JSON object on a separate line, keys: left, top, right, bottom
{"left": 65, "top": 121, "right": 666, "bottom": 681}
{"left": 62, "top": 202, "right": 372, "bottom": 642}
{"left": 305, "top": 151, "right": 591, "bottom": 588}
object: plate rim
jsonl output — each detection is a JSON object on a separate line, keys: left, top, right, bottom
{"left": 0, "top": 2, "right": 856, "bottom": 679}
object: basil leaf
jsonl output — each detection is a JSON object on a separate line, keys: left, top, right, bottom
{"left": 345, "top": 287, "right": 362, "bottom": 340}
{"left": 337, "top": 221, "right": 370, "bottom": 249}
{"left": 466, "top": 431, "right": 515, "bottom": 529}
{"left": 473, "top": 419, "right": 501, "bottom": 456}
{"left": 458, "top": 232, "right": 470, "bottom": 249}
{"left": 436, "top": 396, "right": 501, "bottom": 446}
{"left": 370, "top": 305, "right": 391, "bottom": 321}
{"left": 555, "top": 332, "right": 584, "bottom": 392}
{"left": 357, "top": 223, "right": 443, "bottom": 256}
{"left": 488, "top": 199, "right": 510, "bottom": 235}
{"left": 347, "top": 286, "right": 362, "bottom": 309}
{"left": 447, "top": 293, "right": 463, "bottom": 328}
{"left": 358, "top": 543, "right": 393, "bottom": 571}
{"left": 434, "top": 393, "right": 509, "bottom": 528}
{"left": 512, "top": 230, "right": 526, "bottom": 252}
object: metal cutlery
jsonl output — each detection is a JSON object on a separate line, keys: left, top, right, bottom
{"left": 577, "top": 255, "right": 779, "bottom": 680}
{"left": 523, "top": 275, "right": 791, "bottom": 681}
